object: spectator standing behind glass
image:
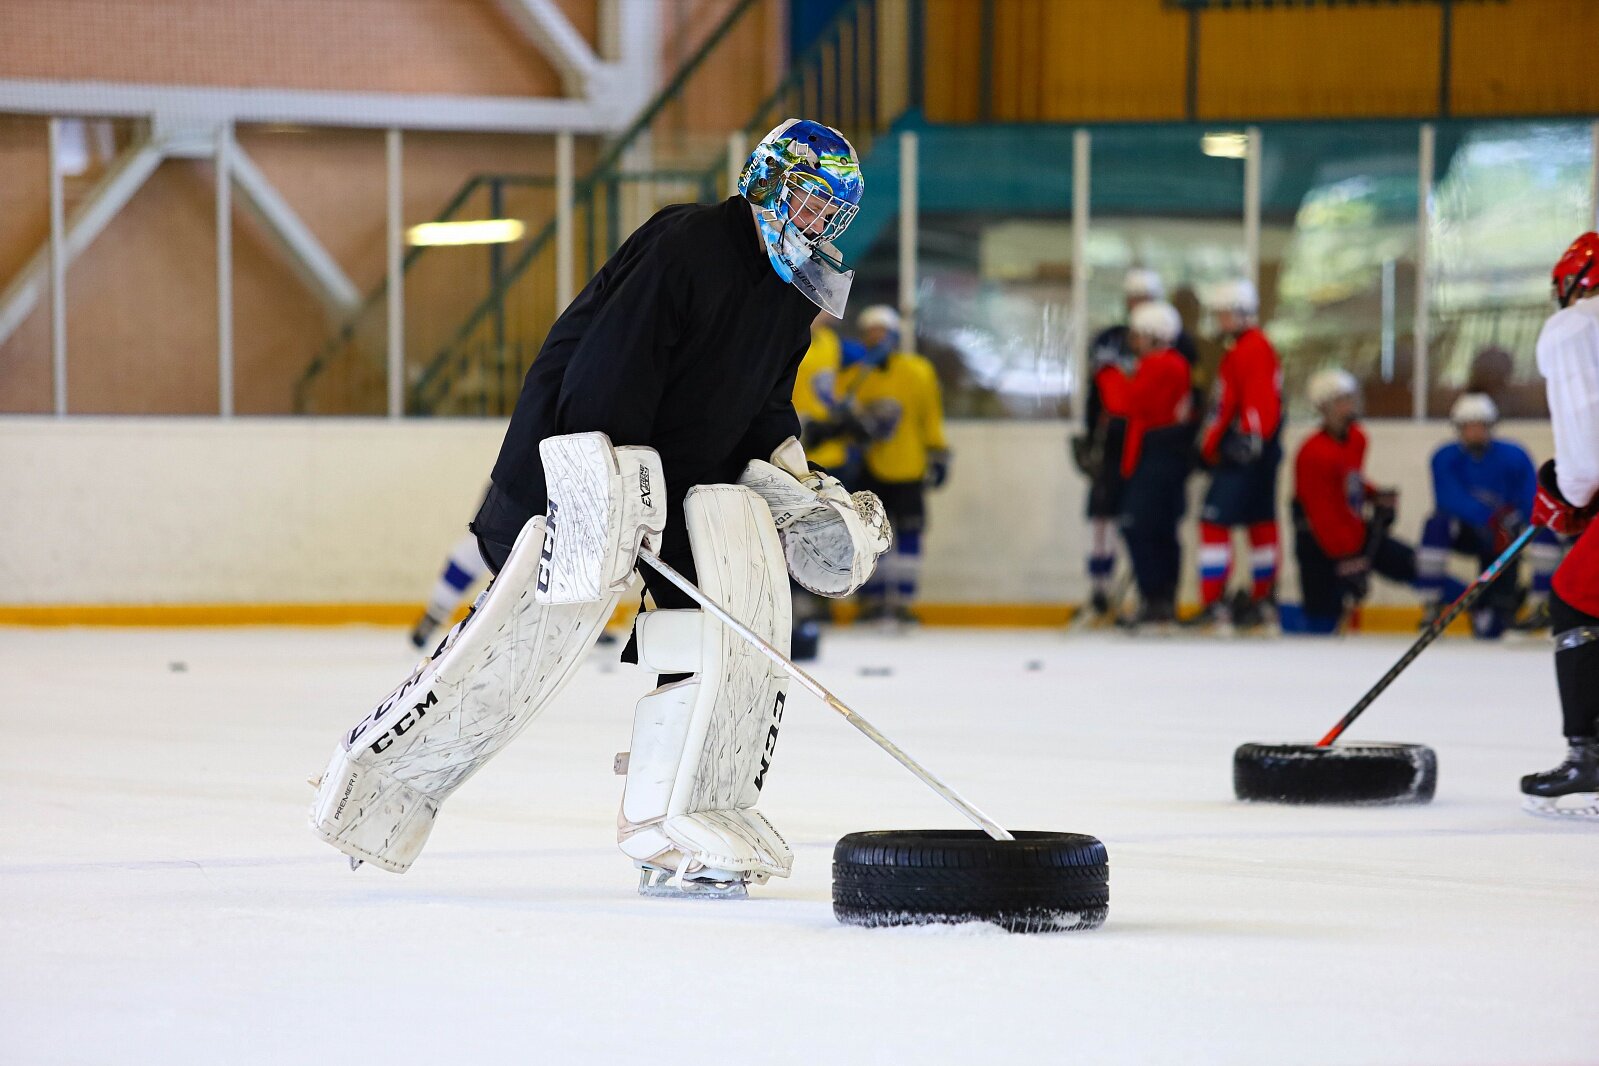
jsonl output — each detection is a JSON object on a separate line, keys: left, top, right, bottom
{"left": 1186, "top": 279, "right": 1283, "bottom": 633}
{"left": 1290, "top": 370, "right": 1418, "bottom": 634}
{"left": 840, "top": 304, "right": 950, "bottom": 624}
{"left": 1417, "top": 393, "right": 1563, "bottom": 638}
{"left": 1095, "top": 300, "right": 1192, "bottom": 630}
{"left": 1072, "top": 269, "right": 1198, "bottom": 622}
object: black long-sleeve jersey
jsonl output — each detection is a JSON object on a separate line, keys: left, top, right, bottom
{"left": 490, "top": 196, "right": 819, "bottom": 525}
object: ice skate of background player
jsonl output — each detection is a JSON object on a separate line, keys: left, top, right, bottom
{"left": 309, "top": 118, "right": 891, "bottom": 894}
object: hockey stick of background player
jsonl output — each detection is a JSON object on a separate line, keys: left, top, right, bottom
{"left": 637, "top": 548, "right": 1016, "bottom": 842}
{"left": 1316, "top": 524, "right": 1540, "bottom": 748}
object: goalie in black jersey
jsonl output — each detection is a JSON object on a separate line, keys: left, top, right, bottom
{"left": 310, "top": 120, "right": 890, "bottom": 898}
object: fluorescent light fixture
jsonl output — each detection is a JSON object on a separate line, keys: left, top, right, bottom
{"left": 406, "top": 219, "right": 526, "bottom": 246}
{"left": 1201, "top": 132, "right": 1249, "bottom": 159}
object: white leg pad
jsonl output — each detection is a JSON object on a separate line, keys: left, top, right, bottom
{"left": 311, "top": 515, "right": 615, "bottom": 872}
{"left": 618, "top": 485, "right": 794, "bottom": 880}
{"left": 631, "top": 610, "right": 703, "bottom": 675}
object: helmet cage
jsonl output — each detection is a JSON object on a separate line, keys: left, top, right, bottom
{"left": 778, "top": 170, "right": 858, "bottom": 247}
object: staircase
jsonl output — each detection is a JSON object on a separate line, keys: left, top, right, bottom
{"left": 291, "top": 0, "right": 916, "bottom": 416}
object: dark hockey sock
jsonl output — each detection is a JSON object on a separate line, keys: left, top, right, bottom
{"left": 1550, "top": 590, "right": 1599, "bottom": 738}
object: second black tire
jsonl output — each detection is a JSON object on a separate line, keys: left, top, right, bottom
{"left": 1233, "top": 741, "right": 1437, "bottom": 805}
{"left": 832, "top": 829, "right": 1108, "bottom": 933}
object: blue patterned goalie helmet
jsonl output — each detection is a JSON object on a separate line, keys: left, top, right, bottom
{"left": 738, "top": 118, "right": 863, "bottom": 316}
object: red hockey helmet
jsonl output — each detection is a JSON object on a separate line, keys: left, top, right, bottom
{"left": 1552, "top": 232, "right": 1599, "bottom": 307}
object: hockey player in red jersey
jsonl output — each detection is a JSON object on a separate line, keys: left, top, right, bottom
{"left": 1290, "top": 369, "right": 1416, "bottom": 634}
{"left": 1097, "top": 300, "right": 1193, "bottom": 628}
{"left": 1074, "top": 269, "right": 1199, "bottom": 621}
{"left": 1521, "top": 232, "right": 1599, "bottom": 818}
{"left": 1189, "top": 279, "right": 1283, "bottom": 631}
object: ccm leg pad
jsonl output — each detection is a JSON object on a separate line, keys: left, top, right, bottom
{"left": 617, "top": 485, "right": 794, "bottom": 882}
{"left": 310, "top": 515, "right": 615, "bottom": 872}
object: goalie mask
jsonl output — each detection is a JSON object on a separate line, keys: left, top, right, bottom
{"left": 739, "top": 119, "right": 863, "bottom": 318}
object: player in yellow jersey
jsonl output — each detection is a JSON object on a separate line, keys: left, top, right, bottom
{"left": 793, "top": 312, "right": 852, "bottom": 474}
{"left": 837, "top": 305, "right": 951, "bottom": 623}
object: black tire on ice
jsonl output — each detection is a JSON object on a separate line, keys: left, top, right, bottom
{"left": 1233, "top": 742, "right": 1437, "bottom": 805}
{"left": 832, "top": 829, "right": 1108, "bottom": 933}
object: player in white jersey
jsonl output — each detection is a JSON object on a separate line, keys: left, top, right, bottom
{"left": 1522, "top": 232, "right": 1599, "bottom": 818}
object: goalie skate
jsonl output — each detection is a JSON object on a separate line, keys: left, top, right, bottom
{"left": 635, "top": 862, "right": 768, "bottom": 901}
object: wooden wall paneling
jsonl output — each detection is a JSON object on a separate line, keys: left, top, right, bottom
{"left": 923, "top": 0, "right": 983, "bottom": 123}
{"left": 1023, "top": 0, "right": 1046, "bottom": 123}
{"left": 1197, "top": 4, "right": 1440, "bottom": 119}
{"left": 1451, "top": 0, "right": 1599, "bottom": 116}
{"left": 1035, "top": 0, "right": 1188, "bottom": 122}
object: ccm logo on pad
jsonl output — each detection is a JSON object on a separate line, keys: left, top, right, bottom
{"left": 368, "top": 690, "right": 438, "bottom": 755}
{"left": 753, "top": 691, "right": 787, "bottom": 791}
{"left": 537, "top": 499, "right": 559, "bottom": 593}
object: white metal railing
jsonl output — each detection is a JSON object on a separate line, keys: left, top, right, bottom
{"left": 10, "top": 117, "right": 1599, "bottom": 420}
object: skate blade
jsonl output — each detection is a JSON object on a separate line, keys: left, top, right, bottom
{"left": 637, "top": 868, "right": 748, "bottom": 900}
{"left": 1522, "top": 794, "right": 1599, "bottom": 821}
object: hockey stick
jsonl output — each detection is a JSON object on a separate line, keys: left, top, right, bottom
{"left": 637, "top": 549, "right": 1016, "bottom": 842}
{"left": 1316, "top": 524, "right": 1539, "bottom": 747}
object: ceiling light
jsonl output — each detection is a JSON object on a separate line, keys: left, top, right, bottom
{"left": 406, "top": 219, "right": 526, "bottom": 246}
{"left": 1201, "top": 132, "right": 1249, "bottom": 159}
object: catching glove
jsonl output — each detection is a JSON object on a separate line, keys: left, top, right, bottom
{"left": 739, "top": 438, "right": 892, "bottom": 597}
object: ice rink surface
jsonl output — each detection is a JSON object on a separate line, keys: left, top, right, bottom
{"left": 3, "top": 624, "right": 1595, "bottom": 1065}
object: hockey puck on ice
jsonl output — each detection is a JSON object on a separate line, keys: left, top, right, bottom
{"left": 1233, "top": 742, "right": 1437, "bottom": 805}
{"left": 858, "top": 665, "right": 893, "bottom": 677}
{"left": 832, "top": 829, "right": 1108, "bottom": 934}
{"left": 168, "top": 661, "right": 188, "bottom": 673}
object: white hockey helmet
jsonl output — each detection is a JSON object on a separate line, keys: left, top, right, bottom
{"left": 1123, "top": 268, "right": 1166, "bottom": 301}
{"left": 858, "top": 304, "right": 902, "bottom": 334}
{"left": 1306, "top": 367, "right": 1360, "bottom": 409}
{"left": 1449, "top": 392, "right": 1499, "bottom": 426}
{"left": 1206, "top": 278, "right": 1259, "bottom": 316}
{"left": 1128, "top": 300, "right": 1182, "bottom": 345}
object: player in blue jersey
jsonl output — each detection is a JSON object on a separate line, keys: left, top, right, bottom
{"left": 1417, "top": 393, "right": 1562, "bottom": 637}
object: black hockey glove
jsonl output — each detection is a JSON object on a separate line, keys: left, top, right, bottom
{"left": 802, "top": 410, "right": 868, "bottom": 452}
{"left": 1335, "top": 554, "right": 1371, "bottom": 603}
{"left": 1218, "top": 431, "right": 1264, "bottom": 467}
{"left": 925, "top": 449, "right": 951, "bottom": 489}
{"left": 1369, "top": 488, "right": 1399, "bottom": 530}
